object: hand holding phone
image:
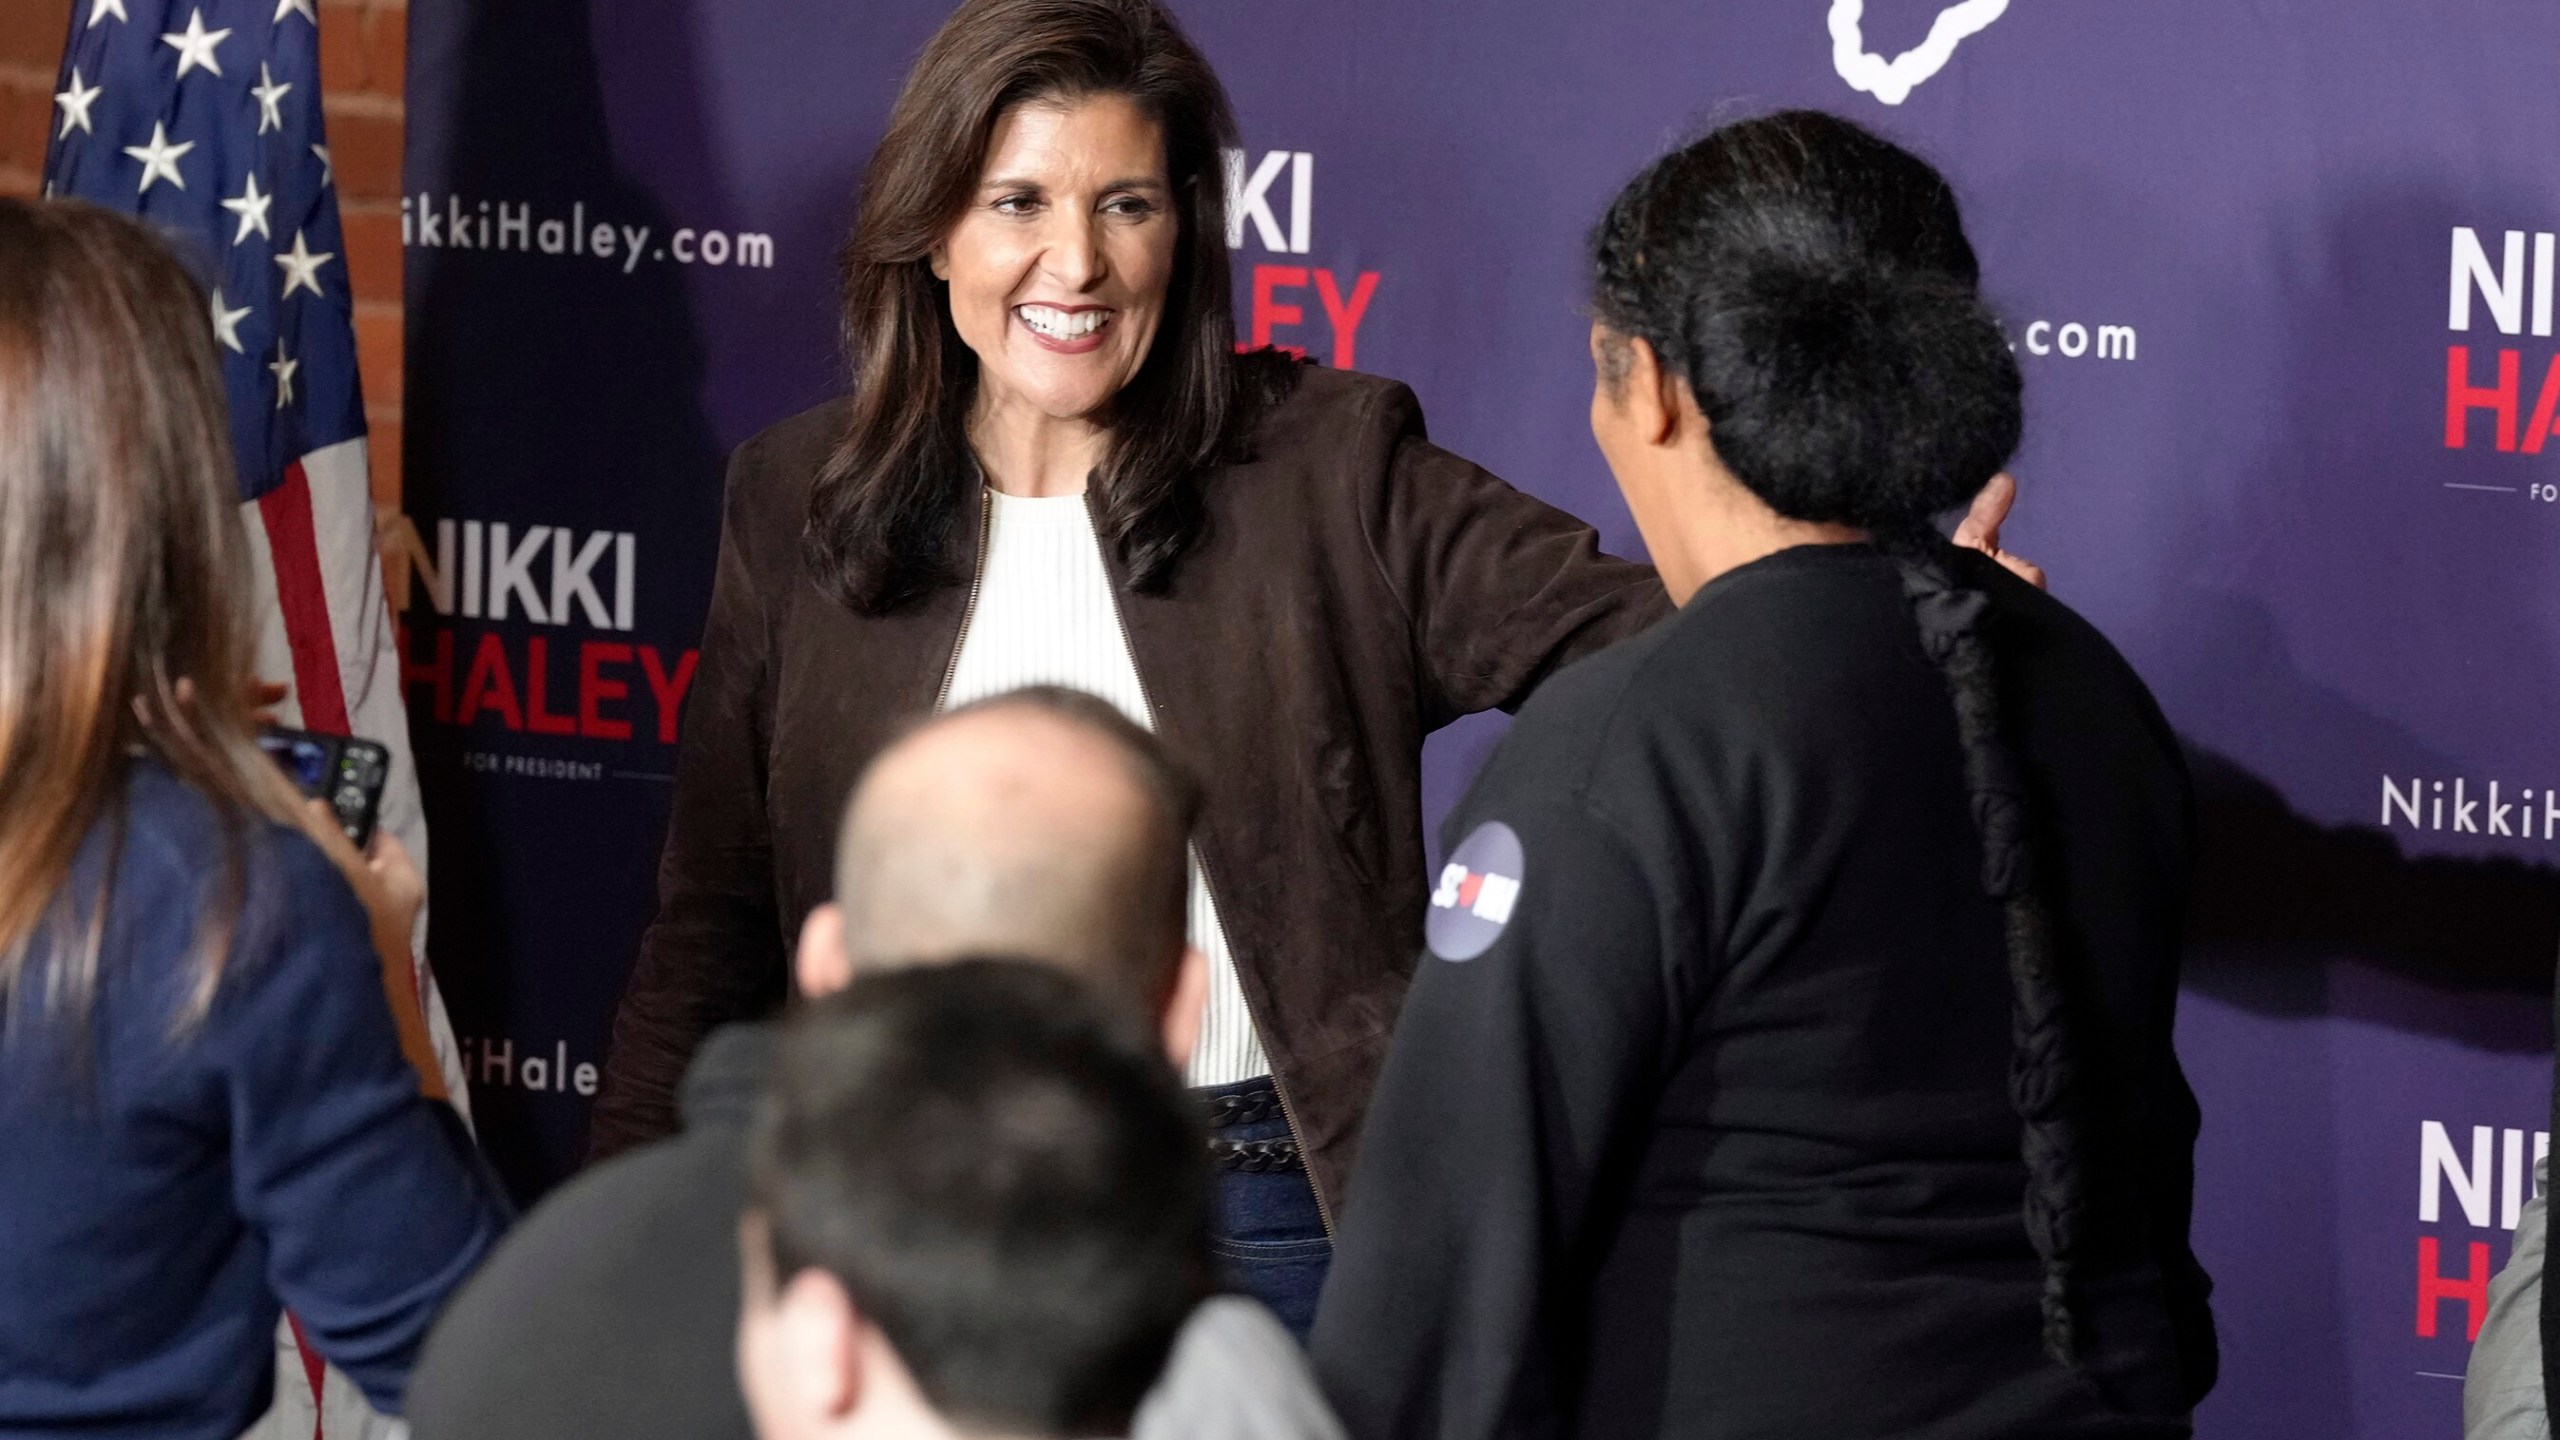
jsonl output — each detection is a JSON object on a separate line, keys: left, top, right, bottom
{"left": 292, "top": 797, "right": 443, "bottom": 1100}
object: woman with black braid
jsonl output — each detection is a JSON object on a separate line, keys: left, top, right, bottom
{"left": 1309, "top": 112, "right": 2215, "bottom": 1440}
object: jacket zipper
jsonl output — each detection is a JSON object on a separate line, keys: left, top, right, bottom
{"left": 930, "top": 487, "right": 994, "bottom": 714}
{"left": 1083, "top": 502, "right": 1337, "bottom": 1239}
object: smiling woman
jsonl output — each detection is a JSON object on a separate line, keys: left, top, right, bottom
{"left": 931, "top": 95, "right": 1179, "bottom": 494}
{"left": 586, "top": 0, "right": 2033, "bottom": 1340}
{"left": 799, "top": 0, "right": 1262, "bottom": 611}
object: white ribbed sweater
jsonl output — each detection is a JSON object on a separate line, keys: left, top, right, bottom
{"left": 940, "top": 488, "right": 1271, "bottom": 1088}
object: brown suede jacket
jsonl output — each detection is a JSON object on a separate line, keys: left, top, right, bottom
{"left": 587, "top": 365, "right": 1670, "bottom": 1217}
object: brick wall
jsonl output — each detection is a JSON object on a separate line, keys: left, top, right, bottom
{"left": 0, "top": 0, "right": 409, "bottom": 510}
{"left": 0, "top": 0, "right": 75, "bottom": 201}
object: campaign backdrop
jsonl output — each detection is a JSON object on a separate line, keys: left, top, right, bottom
{"left": 400, "top": 2, "right": 2560, "bottom": 1434}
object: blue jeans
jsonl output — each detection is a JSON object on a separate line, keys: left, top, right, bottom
{"left": 1200, "top": 1080, "right": 1332, "bottom": 1339}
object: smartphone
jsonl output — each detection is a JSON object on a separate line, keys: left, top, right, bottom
{"left": 257, "top": 727, "right": 391, "bottom": 849}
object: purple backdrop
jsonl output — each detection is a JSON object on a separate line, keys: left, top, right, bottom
{"left": 400, "top": 2, "right": 2560, "bottom": 1434}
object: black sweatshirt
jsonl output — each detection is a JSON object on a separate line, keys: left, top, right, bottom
{"left": 1310, "top": 546, "right": 2216, "bottom": 1440}
{"left": 407, "top": 1025, "right": 766, "bottom": 1440}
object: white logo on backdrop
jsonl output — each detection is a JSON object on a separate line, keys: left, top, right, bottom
{"left": 1828, "top": 0, "right": 2010, "bottom": 105}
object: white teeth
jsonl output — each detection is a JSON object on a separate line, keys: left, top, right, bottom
{"left": 1017, "top": 304, "right": 1110, "bottom": 339}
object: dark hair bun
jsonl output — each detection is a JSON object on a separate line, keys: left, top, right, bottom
{"left": 1701, "top": 263, "right": 2021, "bottom": 532}
{"left": 1589, "top": 110, "right": 2022, "bottom": 534}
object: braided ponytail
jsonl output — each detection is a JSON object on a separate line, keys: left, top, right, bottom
{"left": 1591, "top": 111, "right": 2084, "bottom": 1363}
{"left": 1889, "top": 535, "right": 2083, "bottom": 1363}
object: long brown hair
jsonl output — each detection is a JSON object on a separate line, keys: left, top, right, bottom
{"left": 804, "top": 0, "right": 1293, "bottom": 614}
{"left": 0, "top": 197, "right": 305, "bottom": 1026}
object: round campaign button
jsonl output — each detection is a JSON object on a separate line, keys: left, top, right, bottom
{"left": 1426, "top": 821, "right": 1524, "bottom": 962}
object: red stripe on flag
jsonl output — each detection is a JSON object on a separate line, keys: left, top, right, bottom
{"left": 258, "top": 460, "right": 350, "bottom": 736}
{"left": 286, "top": 1313, "right": 327, "bottom": 1439}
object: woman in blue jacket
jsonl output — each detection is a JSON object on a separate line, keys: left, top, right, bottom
{"left": 0, "top": 198, "right": 509, "bottom": 1439}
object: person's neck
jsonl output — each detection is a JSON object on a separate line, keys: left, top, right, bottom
{"left": 838, "top": 1407, "right": 989, "bottom": 1440}
{"left": 1635, "top": 459, "right": 1866, "bottom": 606}
{"left": 838, "top": 1378, "right": 1046, "bottom": 1440}
{"left": 970, "top": 388, "right": 1110, "bottom": 499}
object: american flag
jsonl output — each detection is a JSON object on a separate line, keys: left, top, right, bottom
{"left": 42, "top": 4, "right": 462, "bottom": 1436}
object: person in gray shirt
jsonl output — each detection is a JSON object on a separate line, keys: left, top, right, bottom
{"left": 412, "top": 687, "right": 1340, "bottom": 1440}
{"left": 2468, "top": 1161, "right": 2550, "bottom": 1440}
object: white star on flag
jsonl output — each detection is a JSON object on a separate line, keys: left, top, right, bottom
{"left": 273, "top": 0, "right": 316, "bottom": 24}
{"left": 54, "top": 67, "right": 101, "bottom": 139}
{"left": 88, "top": 0, "right": 126, "bottom": 27}
{"left": 209, "top": 287, "right": 251, "bottom": 354}
{"left": 267, "top": 342, "right": 298, "bottom": 407}
{"left": 250, "top": 63, "right": 291, "bottom": 135}
{"left": 274, "top": 228, "right": 334, "bottom": 299}
{"left": 310, "top": 144, "right": 331, "bottom": 186}
{"left": 160, "top": 9, "right": 232, "bottom": 81}
{"left": 122, "top": 122, "right": 194, "bottom": 194}
{"left": 221, "top": 172, "right": 272, "bottom": 244}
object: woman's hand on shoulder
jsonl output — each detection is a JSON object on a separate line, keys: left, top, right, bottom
{"left": 1952, "top": 472, "right": 2048, "bottom": 590}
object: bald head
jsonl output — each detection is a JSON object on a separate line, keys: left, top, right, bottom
{"left": 829, "top": 688, "right": 1197, "bottom": 1012}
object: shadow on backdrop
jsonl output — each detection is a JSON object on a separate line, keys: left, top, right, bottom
{"left": 2167, "top": 171, "right": 2560, "bottom": 1440}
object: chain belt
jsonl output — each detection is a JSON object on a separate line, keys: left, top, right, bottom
{"left": 1202, "top": 1078, "right": 1302, "bottom": 1173}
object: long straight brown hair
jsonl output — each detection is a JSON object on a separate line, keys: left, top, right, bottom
{"left": 803, "top": 0, "right": 1295, "bottom": 614}
{"left": 0, "top": 198, "right": 306, "bottom": 1026}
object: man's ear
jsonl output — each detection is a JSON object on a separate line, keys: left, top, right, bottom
{"left": 779, "top": 1267, "right": 867, "bottom": 1422}
{"left": 795, "top": 903, "right": 853, "bottom": 1000}
{"left": 739, "top": 1214, "right": 866, "bottom": 1430}
{"left": 1158, "top": 944, "right": 1208, "bottom": 1070}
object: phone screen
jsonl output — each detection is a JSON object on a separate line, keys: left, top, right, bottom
{"left": 256, "top": 731, "right": 335, "bottom": 797}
